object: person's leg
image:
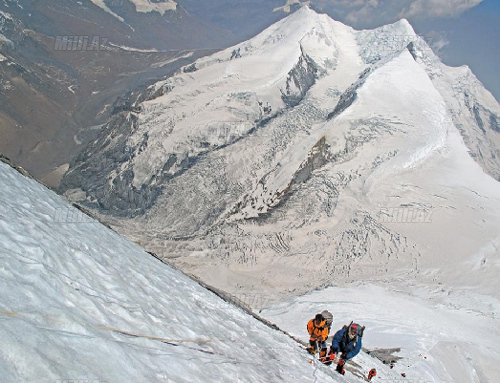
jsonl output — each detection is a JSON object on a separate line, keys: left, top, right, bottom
{"left": 307, "top": 339, "right": 318, "bottom": 354}
{"left": 319, "top": 340, "right": 327, "bottom": 357}
{"left": 336, "top": 358, "right": 346, "bottom": 374}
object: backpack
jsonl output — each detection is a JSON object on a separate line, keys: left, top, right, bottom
{"left": 342, "top": 321, "right": 365, "bottom": 341}
{"left": 321, "top": 310, "right": 333, "bottom": 328}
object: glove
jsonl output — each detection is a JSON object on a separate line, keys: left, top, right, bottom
{"left": 327, "top": 348, "right": 337, "bottom": 361}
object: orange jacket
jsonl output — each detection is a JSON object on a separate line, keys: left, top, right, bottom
{"left": 307, "top": 318, "right": 329, "bottom": 341}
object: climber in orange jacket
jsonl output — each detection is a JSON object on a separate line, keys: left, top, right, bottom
{"left": 306, "top": 313, "right": 329, "bottom": 356}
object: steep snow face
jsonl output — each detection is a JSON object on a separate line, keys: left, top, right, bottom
{"left": 357, "top": 22, "right": 500, "bottom": 181}
{"left": 0, "top": 160, "right": 348, "bottom": 383}
{"left": 60, "top": 8, "right": 500, "bottom": 310}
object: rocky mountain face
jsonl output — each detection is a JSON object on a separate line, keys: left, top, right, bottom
{"left": 59, "top": 7, "right": 500, "bottom": 306}
{"left": 0, "top": 0, "right": 234, "bottom": 186}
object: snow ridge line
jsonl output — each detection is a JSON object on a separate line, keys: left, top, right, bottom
{"left": 327, "top": 42, "right": 418, "bottom": 122}
{"left": 0, "top": 154, "right": 34, "bottom": 180}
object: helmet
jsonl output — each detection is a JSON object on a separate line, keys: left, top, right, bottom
{"left": 315, "top": 313, "right": 324, "bottom": 323}
{"left": 349, "top": 323, "right": 358, "bottom": 336}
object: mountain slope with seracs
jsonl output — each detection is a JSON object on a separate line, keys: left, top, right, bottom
{"left": 60, "top": 7, "right": 500, "bottom": 309}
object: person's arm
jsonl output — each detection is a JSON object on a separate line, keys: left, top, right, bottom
{"left": 307, "top": 320, "right": 313, "bottom": 335}
{"left": 330, "top": 329, "right": 344, "bottom": 352}
{"left": 321, "top": 327, "right": 329, "bottom": 341}
{"left": 345, "top": 338, "right": 362, "bottom": 360}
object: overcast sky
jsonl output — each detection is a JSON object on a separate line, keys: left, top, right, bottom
{"left": 304, "top": 0, "right": 500, "bottom": 101}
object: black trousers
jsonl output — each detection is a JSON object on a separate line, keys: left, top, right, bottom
{"left": 309, "top": 339, "right": 327, "bottom": 352}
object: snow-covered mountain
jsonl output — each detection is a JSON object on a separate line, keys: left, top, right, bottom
{"left": 60, "top": 6, "right": 500, "bottom": 325}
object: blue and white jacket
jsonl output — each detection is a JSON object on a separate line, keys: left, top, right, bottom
{"left": 330, "top": 328, "right": 362, "bottom": 360}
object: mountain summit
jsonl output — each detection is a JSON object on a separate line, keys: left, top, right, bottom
{"left": 60, "top": 8, "right": 500, "bottom": 307}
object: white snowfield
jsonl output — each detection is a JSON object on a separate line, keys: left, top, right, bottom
{"left": 129, "top": 0, "right": 177, "bottom": 14}
{"left": 88, "top": 0, "right": 125, "bottom": 22}
{"left": 0, "top": 160, "right": 345, "bottom": 383}
{"left": 0, "top": 33, "right": 13, "bottom": 44}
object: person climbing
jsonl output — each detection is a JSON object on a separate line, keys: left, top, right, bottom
{"left": 325, "top": 322, "right": 364, "bottom": 374}
{"left": 306, "top": 313, "right": 329, "bottom": 357}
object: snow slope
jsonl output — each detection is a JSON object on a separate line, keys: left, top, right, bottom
{"left": 0, "top": 159, "right": 344, "bottom": 383}
{"left": 88, "top": 0, "right": 125, "bottom": 22}
{"left": 130, "top": 0, "right": 177, "bottom": 14}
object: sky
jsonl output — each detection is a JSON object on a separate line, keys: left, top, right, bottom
{"left": 299, "top": 0, "right": 500, "bottom": 101}
{"left": 412, "top": 0, "right": 500, "bottom": 102}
